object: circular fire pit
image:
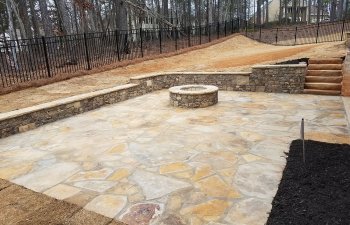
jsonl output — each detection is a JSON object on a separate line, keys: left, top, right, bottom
{"left": 169, "top": 85, "right": 218, "bottom": 108}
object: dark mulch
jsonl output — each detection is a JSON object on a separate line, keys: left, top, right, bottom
{"left": 267, "top": 140, "right": 350, "bottom": 225}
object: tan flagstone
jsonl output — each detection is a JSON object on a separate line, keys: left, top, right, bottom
{"left": 85, "top": 194, "right": 127, "bottom": 218}
{"left": 239, "top": 131, "right": 264, "bottom": 142}
{"left": 60, "top": 126, "right": 72, "bottom": 133}
{"left": 167, "top": 195, "right": 183, "bottom": 211}
{"left": 73, "top": 180, "right": 116, "bottom": 193}
{"left": 188, "top": 192, "right": 207, "bottom": 204}
{"left": 109, "top": 182, "right": 138, "bottom": 195}
{"left": 180, "top": 199, "right": 230, "bottom": 222}
{"left": 107, "top": 143, "right": 127, "bottom": 154}
{"left": 0, "top": 162, "right": 33, "bottom": 179}
{"left": 225, "top": 198, "right": 271, "bottom": 225}
{"left": 108, "top": 168, "right": 130, "bottom": 181}
{"left": 159, "top": 162, "right": 192, "bottom": 174}
{"left": 65, "top": 191, "right": 97, "bottom": 207}
{"left": 191, "top": 165, "right": 213, "bottom": 181}
{"left": 13, "top": 162, "right": 79, "bottom": 192}
{"left": 172, "top": 170, "right": 193, "bottom": 179}
{"left": 66, "top": 168, "right": 113, "bottom": 182}
{"left": 196, "top": 175, "right": 240, "bottom": 199}
{"left": 189, "top": 216, "right": 203, "bottom": 225}
{"left": 217, "top": 167, "right": 236, "bottom": 184}
{"left": 128, "top": 193, "right": 145, "bottom": 203}
{"left": 44, "top": 184, "right": 81, "bottom": 200}
{"left": 305, "top": 132, "right": 350, "bottom": 144}
{"left": 130, "top": 170, "right": 192, "bottom": 200}
{"left": 242, "top": 154, "right": 262, "bottom": 162}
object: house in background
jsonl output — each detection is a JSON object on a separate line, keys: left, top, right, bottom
{"left": 256, "top": 0, "right": 330, "bottom": 24}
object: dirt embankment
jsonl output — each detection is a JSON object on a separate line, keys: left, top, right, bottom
{"left": 0, "top": 35, "right": 346, "bottom": 113}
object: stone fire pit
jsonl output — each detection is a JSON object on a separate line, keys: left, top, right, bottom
{"left": 169, "top": 85, "right": 218, "bottom": 108}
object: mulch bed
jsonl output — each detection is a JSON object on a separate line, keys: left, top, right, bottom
{"left": 267, "top": 140, "right": 350, "bottom": 225}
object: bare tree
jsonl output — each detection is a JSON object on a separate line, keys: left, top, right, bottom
{"left": 38, "top": 0, "right": 53, "bottom": 36}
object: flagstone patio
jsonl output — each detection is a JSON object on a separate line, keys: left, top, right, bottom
{"left": 0, "top": 90, "right": 349, "bottom": 225}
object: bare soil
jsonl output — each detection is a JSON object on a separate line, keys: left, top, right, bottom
{"left": 0, "top": 35, "right": 346, "bottom": 113}
{"left": 0, "top": 179, "right": 126, "bottom": 225}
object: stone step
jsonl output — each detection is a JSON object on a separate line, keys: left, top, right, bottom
{"left": 304, "top": 82, "right": 342, "bottom": 90}
{"left": 305, "top": 76, "right": 343, "bottom": 83}
{"left": 308, "top": 64, "right": 342, "bottom": 70}
{"left": 307, "top": 70, "right": 342, "bottom": 76}
{"left": 303, "top": 89, "right": 341, "bottom": 95}
{"left": 308, "top": 58, "right": 343, "bottom": 64}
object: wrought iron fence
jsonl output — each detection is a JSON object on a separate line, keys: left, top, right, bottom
{"left": 0, "top": 19, "right": 242, "bottom": 89}
{"left": 1, "top": 19, "right": 348, "bottom": 89}
{"left": 246, "top": 20, "right": 350, "bottom": 46}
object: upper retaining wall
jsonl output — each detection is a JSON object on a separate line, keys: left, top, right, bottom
{"left": 0, "top": 66, "right": 306, "bottom": 138}
{"left": 251, "top": 64, "right": 306, "bottom": 94}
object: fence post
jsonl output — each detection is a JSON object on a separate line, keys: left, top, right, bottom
{"left": 275, "top": 28, "right": 278, "bottom": 45}
{"left": 224, "top": 21, "right": 227, "bottom": 36}
{"left": 115, "top": 30, "right": 121, "bottom": 61}
{"left": 208, "top": 24, "right": 211, "bottom": 42}
{"left": 341, "top": 20, "right": 345, "bottom": 41}
{"left": 140, "top": 27, "right": 144, "bottom": 57}
{"left": 294, "top": 26, "right": 298, "bottom": 45}
{"left": 217, "top": 22, "right": 220, "bottom": 39}
{"left": 199, "top": 25, "right": 202, "bottom": 44}
{"left": 41, "top": 36, "right": 51, "bottom": 77}
{"left": 159, "top": 29, "right": 162, "bottom": 54}
{"left": 83, "top": 33, "right": 91, "bottom": 70}
{"left": 175, "top": 27, "right": 178, "bottom": 50}
{"left": 259, "top": 25, "right": 262, "bottom": 42}
{"left": 316, "top": 22, "right": 320, "bottom": 43}
{"left": 188, "top": 26, "right": 191, "bottom": 47}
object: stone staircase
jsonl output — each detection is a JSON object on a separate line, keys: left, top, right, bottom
{"left": 304, "top": 58, "right": 343, "bottom": 95}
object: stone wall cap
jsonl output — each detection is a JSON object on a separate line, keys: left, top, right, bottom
{"left": 252, "top": 64, "right": 307, "bottom": 69}
{"left": 169, "top": 84, "right": 219, "bottom": 95}
{"left": 130, "top": 71, "right": 251, "bottom": 80}
{"left": 0, "top": 83, "right": 138, "bottom": 121}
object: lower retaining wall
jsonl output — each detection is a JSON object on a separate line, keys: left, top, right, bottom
{"left": 0, "top": 84, "right": 143, "bottom": 138}
{"left": 130, "top": 72, "right": 251, "bottom": 92}
{"left": 0, "top": 65, "right": 306, "bottom": 138}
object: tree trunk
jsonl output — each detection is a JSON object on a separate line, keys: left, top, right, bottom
{"left": 257, "top": 0, "right": 261, "bottom": 25}
{"left": 265, "top": 0, "right": 269, "bottom": 23}
{"left": 162, "top": 0, "right": 169, "bottom": 20}
{"left": 38, "top": 0, "right": 53, "bottom": 36}
{"left": 316, "top": 0, "right": 321, "bottom": 23}
{"left": 29, "top": 0, "right": 40, "bottom": 37}
{"left": 337, "top": 0, "right": 344, "bottom": 20}
{"left": 18, "top": 0, "right": 33, "bottom": 38}
{"left": 330, "top": 0, "right": 336, "bottom": 22}
{"left": 5, "top": 0, "right": 19, "bottom": 69}
{"left": 307, "top": 0, "right": 311, "bottom": 23}
{"left": 116, "top": 0, "right": 128, "bottom": 31}
{"left": 8, "top": 0, "right": 27, "bottom": 39}
{"left": 56, "top": 0, "right": 72, "bottom": 35}
{"left": 284, "top": 0, "right": 288, "bottom": 24}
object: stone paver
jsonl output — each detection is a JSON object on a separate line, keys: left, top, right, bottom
{"left": 0, "top": 91, "right": 349, "bottom": 225}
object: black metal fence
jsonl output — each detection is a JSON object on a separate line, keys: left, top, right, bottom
{"left": 246, "top": 20, "right": 350, "bottom": 46}
{"left": 1, "top": 19, "right": 348, "bottom": 89}
{"left": 0, "top": 19, "right": 243, "bottom": 88}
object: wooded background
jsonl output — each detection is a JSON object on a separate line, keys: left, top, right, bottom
{"left": 1, "top": 0, "right": 349, "bottom": 40}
